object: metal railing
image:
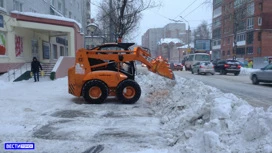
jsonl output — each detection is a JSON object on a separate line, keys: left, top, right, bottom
{"left": 6, "top": 62, "right": 31, "bottom": 82}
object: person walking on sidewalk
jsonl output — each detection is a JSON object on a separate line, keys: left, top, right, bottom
{"left": 31, "top": 57, "right": 43, "bottom": 82}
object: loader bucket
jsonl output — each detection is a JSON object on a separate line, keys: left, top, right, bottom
{"left": 150, "top": 59, "right": 175, "bottom": 80}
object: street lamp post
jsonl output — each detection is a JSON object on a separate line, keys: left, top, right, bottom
{"left": 180, "top": 16, "right": 191, "bottom": 54}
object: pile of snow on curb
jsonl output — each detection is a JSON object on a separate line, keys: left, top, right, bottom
{"left": 137, "top": 73, "right": 272, "bottom": 153}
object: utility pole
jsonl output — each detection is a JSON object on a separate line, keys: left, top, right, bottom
{"left": 180, "top": 16, "right": 191, "bottom": 54}
{"left": 233, "top": 17, "right": 238, "bottom": 60}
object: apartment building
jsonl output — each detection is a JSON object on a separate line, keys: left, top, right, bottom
{"left": 141, "top": 23, "right": 186, "bottom": 61}
{"left": 212, "top": 0, "right": 272, "bottom": 67}
{"left": 141, "top": 28, "right": 163, "bottom": 57}
{"left": 0, "top": 0, "right": 90, "bottom": 78}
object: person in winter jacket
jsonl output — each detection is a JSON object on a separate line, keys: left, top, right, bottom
{"left": 31, "top": 57, "right": 43, "bottom": 82}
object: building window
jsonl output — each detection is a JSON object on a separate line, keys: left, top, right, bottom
{"left": 213, "top": 6, "right": 222, "bottom": 18}
{"left": 60, "top": 46, "right": 64, "bottom": 56}
{"left": 222, "top": 51, "right": 225, "bottom": 56}
{"left": 213, "top": 18, "right": 221, "bottom": 29}
{"left": 234, "top": 0, "right": 247, "bottom": 8}
{"left": 214, "top": 0, "right": 222, "bottom": 6}
{"left": 258, "top": 17, "right": 262, "bottom": 26}
{"left": 247, "top": 46, "right": 253, "bottom": 54}
{"left": 237, "top": 33, "right": 245, "bottom": 42}
{"left": 13, "top": 0, "right": 23, "bottom": 11}
{"left": 51, "top": 0, "right": 54, "bottom": 5}
{"left": 258, "top": 2, "right": 263, "bottom": 11}
{"left": 236, "top": 47, "right": 245, "bottom": 55}
{"left": 247, "top": 18, "right": 254, "bottom": 30}
{"left": 246, "top": 31, "right": 254, "bottom": 44}
{"left": 237, "top": 20, "right": 246, "bottom": 32}
{"left": 247, "top": 2, "right": 254, "bottom": 16}
{"left": 58, "top": 2, "right": 61, "bottom": 12}
{"left": 65, "top": 47, "right": 68, "bottom": 56}
{"left": 212, "top": 28, "right": 221, "bottom": 39}
{"left": 258, "top": 32, "right": 262, "bottom": 41}
{"left": 257, "top": 47, "right": 261, "bottom": 54}
{"left": 0, "top": 0, "right": 4, "bottom": 8}
{"left": 53, "top": 44, "right": 58, "bottom": 59}
{"left": 227, "top": 50, "right": 230, "bottom": 56}
{"left": 69, "top": 11, "right": 72, "bottom": 18}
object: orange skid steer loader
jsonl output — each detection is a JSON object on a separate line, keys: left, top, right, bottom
{"left": 68, "top": 43, "right": 175, "bottom": 104}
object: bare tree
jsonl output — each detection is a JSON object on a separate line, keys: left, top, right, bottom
{"left": 193, "top": 20, "right": 211, "bottom": 40}
{"left": 96, "top": 0, "right": 160, "bottom": 43}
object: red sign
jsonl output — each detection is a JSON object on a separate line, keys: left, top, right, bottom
{"left": 15, "top": 35, "right": 23, "bottom": 57}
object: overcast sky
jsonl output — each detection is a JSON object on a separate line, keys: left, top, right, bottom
{"left": 91, "top": 0, "right": 213, "bottom": 45}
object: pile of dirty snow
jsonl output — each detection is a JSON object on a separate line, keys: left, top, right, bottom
{"left": 137, "top": 73, "right": 272, "bottom": 153}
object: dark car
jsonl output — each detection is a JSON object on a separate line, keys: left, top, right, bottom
{"left": 173, "top": 63, "right": 183, "bottom": 71}
{"left": 214, "top": 59, "right": 241, "bottom": 76}
{"left": 250, "top": 64, "right": 272, "bottom": 85}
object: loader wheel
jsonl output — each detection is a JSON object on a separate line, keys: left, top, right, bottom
{"left": 82, "top": 80, "right": 108, "bottom": 104}
{"left": 116, "top": 80, "right": 141, "bottom": 104}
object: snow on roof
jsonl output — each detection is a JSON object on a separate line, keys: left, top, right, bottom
{"left": 87, "top": 23, "right": 99, "bottom": 27}
{"left": 177, "top": 42, "right": 194, "bottom": 48}
{"left": 11, "top": 10, "right": 82, "bottom": 29}
{"left": 158, "top": 38, "right": 183, "bottom": 45}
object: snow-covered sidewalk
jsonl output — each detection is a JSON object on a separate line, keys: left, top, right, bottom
{"left": 0, "top": 67, "right": 271, "bottom": 153}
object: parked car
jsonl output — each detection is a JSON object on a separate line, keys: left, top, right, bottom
{"left": 250, "top": 64, "right": 272, "bottom": 85}
{"left": 214, "top": 59, "right": 241, "bottom": 76}
{"left": 191, "top": 61, "right": 215, "bottom": 75}
{"left": 173, "top": 63, "right": 183, "bottom": 71}
{"left": 184, "top": 53, "right": 211, "bottom": 71}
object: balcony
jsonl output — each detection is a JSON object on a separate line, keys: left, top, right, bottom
{"left": 233, "top": 40, "right": 246, "bottom": 47}
{"left": 212, "top": 45, "right": 221, "bottom": 50}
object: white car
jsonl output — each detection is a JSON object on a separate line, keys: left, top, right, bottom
{"left": 191, "top": 61, "right": 215, "bottom": 75}
{"left": 250, "top": 64, "right": 272, "bottom": 85}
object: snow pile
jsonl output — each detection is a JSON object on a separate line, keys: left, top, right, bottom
{"left": 0, "top": 80, "right": 12, "bottom": 89}
{"left": 240, "top": 67, "right": 258, "bottom": 75}
{"left": 137, "top": 73, "right": 272, "bottom": 153}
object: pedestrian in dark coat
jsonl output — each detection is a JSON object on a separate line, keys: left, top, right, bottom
{"left": 31, "top": 57, "right": 42, "bottom": 82}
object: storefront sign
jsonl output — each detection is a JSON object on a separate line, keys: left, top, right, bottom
{"left": 56, "top": 37, "right": 68, "bottom": 46}
{"left": 15, "top": 35, "right": 23, "bottom": 57}
{"left": 0, "top": 33, "right": 6, "bottom": 55}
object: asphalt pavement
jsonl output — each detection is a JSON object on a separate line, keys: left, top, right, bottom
{"left": 173, "top": 70, "right": 272, "bottom": 109}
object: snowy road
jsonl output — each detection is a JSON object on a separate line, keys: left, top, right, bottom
{"left": 174, "top": 70, "right": 272, "bottom": 109}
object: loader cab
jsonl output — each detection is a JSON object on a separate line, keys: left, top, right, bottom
{"left": 90, "top": 43, "right": 135, "bottom": 51}
{"left": 88, "top": 43, "right": 137, "bottom": 80}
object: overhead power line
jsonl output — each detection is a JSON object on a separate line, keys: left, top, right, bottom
{"left": 174, "top": 0, "right": 198, "bottom": 19}
{"left": 183, "top": 1, "right": 207, "bottom": 18}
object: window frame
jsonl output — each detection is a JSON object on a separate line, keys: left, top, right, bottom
{"left": 0, "top": 0, "right": 4, "bottom": 8}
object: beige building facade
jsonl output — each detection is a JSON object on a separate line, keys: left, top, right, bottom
{"left": 0, "top": 12, "right": 83, "bottom": 75}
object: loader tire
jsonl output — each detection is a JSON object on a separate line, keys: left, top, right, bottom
{"left": 82, "top": 80, "right": 108, "bottom": 104}
{"left": 116, "top": 79, "right": 141, "bottom": 104}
